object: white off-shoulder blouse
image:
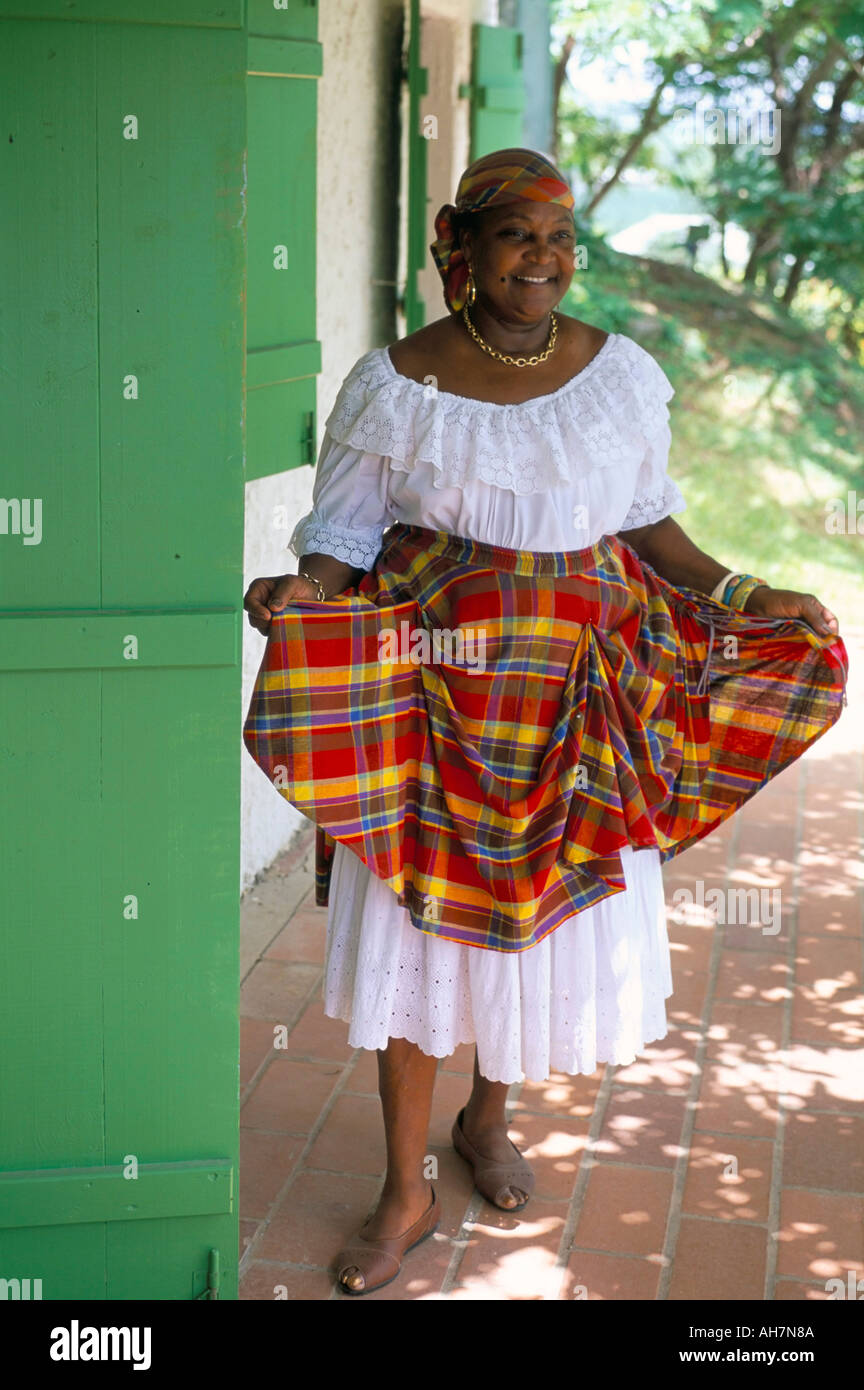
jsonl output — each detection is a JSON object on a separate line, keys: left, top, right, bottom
{"left": 288, "top": 331, "right": 686, "bottom": 567}
{"left": 284, "top": 330, "right": 685, "bottom": 1084}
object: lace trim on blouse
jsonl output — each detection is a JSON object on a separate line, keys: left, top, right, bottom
{"left": 619, "top": 476, "right": 687, "bottom": 531}
{"left": 323, "top": 333, "right": 675, "bottom": 497}
{"left": 289, "top": 514, "right": 385, "bottom": 571}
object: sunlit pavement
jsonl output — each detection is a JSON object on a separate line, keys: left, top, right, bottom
{"left": 238, "top": 628, "right": 863, "bottom": 1301}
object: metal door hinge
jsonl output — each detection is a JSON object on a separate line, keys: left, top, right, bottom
{"left": 195, "top": 1248, "right": 220, "bottom": 1300}
{"left": 300, "top": 411, "right": 315, "bottom": 465}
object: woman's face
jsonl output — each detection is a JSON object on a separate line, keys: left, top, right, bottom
{"left": 459, "top": 201, "right": 577, "bottom": 326}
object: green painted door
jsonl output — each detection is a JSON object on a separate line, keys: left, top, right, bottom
{"left": 245, "top": 0, "right": 321, "bottom": 479}
{"left": 0, "top": 3, "right": 246, "bottom": 1299}
{"left": 470, "top": 23, "right": 525, "bottom": 160}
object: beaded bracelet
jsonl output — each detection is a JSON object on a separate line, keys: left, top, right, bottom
{"left": 708, "top": 572, "right": 768, "bottom": 609}
{"left": 724, "top": 574, "right": 768, "bottom": 610}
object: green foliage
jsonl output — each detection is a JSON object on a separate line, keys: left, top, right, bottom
{"left": 552, "top": 0, "right": 864, "bottom": 320}
{"left": 563, "top": 241, "right": 864, "bottom": 615}
{"left": 550, "top": 3, "right": 864, "bottom": 609}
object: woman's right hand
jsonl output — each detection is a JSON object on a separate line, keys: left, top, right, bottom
{"left": 243, "top": 572, "right": 320, "bottom": 635}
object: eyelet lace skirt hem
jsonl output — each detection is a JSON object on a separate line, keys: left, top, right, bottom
{"left": 322, "top": 839, "right": 673, "bottom": 1086}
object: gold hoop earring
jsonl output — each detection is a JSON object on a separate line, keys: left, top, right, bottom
{"left": 465, "top": 268, "right": 477, "bottom": 306}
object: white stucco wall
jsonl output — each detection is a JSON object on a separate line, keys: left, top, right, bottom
{"left": 240, "top": 0, "right": 487, "bottom": 891}
{"left": 241, "top": 0, "right": 404, "bottom": 891}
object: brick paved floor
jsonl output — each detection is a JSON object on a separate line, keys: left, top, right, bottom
{"left": 238, "top": 630, "right": 863, "bottom": 1301}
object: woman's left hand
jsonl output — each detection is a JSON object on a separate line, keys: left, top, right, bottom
{"left": 744, "top": 586, "right": 840, "bottom": 637}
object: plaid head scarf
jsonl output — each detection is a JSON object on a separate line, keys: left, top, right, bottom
{"left": 430, "top": 147, "right": 577, "bottom": 314}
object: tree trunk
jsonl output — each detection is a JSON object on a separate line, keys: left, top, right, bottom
{"left": 781, "top": 253, "right": 808, "bottom": 307}
{"left": 550, "top": 35, "right": 576, "bottom": 164}
{"left": 743, "top": 242, "right": 762, "bottom": 285}
{"left": 743, "top": 226, "right": 778, "bottom": 284}
{"left": 718, "top": 220, "right": 730, "bottom": 278}
{"left": 840, "top": 310, "right": 861, "bottom": 358}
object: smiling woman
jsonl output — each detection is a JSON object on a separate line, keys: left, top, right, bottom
{"left": 242, "top": 146, "right": 847, "bottom": 1298}
{"left": 389, "top": 150, "right": 608, "bottom": 401}
{"left": 458, "top": 200, "right": 577, "bottom": 297}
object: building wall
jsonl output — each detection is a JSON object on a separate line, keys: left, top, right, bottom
{"left": 416, "top": 10, "right": 469, "bottom": 321}
{"left": 240, "top": 0, "right": 492, "bottom": 891}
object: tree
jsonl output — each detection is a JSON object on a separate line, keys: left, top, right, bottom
{"left": 550, "top": 0, "right": 864, "bottom": 315}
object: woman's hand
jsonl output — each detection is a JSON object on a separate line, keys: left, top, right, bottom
{"left": 744, "top": 586, "right": 840, "bottom": 637}
{"left": 243, "top": 573, "right": 320, "bottom": 635}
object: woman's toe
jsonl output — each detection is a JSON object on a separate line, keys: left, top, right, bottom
{"left": 501, "top": 1185, "right": 527, "bottom": 1207}
{"left": 340, "top": 1265, "right": 364, "bottom": 1291}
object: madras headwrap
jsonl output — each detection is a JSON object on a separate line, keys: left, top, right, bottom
{"left": 243, "top": 524, "right": 848, "bottom": 954}
{"left": 430, "top": 147, "right": 577, "bottom": 314}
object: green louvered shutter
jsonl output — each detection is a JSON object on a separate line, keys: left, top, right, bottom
{"left": 470, "top": 23, "right": 525, "bottom": 160}
{"left": 245, "top": 0, "right": 322, "bottom": 479}
{"left": 0, "top": 2, "right": 245, "bottom": 1299}
{"left": 402, "top": 0, "right": 429, "bottom": 333}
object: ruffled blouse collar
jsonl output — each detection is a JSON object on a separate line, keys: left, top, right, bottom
{"left": 324, "top": 332, "right": 674, "bottom": 497}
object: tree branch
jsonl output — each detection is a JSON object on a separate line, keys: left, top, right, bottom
{"left": 582, "top": 74, "right": 668, "bottom": 217}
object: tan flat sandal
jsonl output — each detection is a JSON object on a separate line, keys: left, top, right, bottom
{"left": 452, "top": 1106, "right": 535, "bottom": 1211}
{"left": 334, "top": 1187, "right": 440, "bottom": 1295}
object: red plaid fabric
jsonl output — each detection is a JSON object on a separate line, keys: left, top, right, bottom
{"left": 243, "top": 524, "right": 848, "bottom": 952}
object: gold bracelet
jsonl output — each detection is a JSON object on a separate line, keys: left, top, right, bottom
{"left": 298, "top": 570, "right": 327, "bottom": 601}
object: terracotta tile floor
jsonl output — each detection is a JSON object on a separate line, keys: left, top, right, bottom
{"left": 239, "top": 629, "right": 863, "bottom": 1301}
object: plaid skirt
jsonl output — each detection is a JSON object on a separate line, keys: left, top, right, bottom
{"left": 242, "top": 523, "right": 848, "bottom": 953}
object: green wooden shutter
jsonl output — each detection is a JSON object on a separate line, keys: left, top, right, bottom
{"left": 402, "top": 0, "right": 429, "bottom": 333}
{"left": 245, "top": 0, "right": 321, "bottom": 480}
{"left": 469, "top": 23, "right": 525, "bottom": 160}
{"left": 0, "top": 3, "right": 245, "bottom": 1299}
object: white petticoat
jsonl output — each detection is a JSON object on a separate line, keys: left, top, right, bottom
{"left": 322, "top": 840, "right": 673, "bottom": 1085}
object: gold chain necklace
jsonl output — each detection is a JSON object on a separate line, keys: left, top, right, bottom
{"left": 461, "top": 304, "right": 558, "bottom": 367}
